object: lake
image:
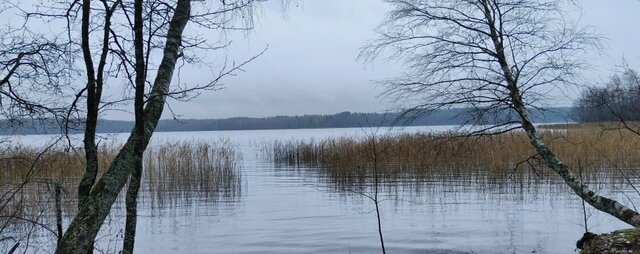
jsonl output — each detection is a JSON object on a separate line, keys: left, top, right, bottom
{"left": 2, "top": 126, "right": 635, "bottom": 253}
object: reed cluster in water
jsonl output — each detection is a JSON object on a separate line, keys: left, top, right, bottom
{"left": 1, "top": 139, "right": 242, "bottom": 251}
{"left": 265, "top": 125, "right": 640, "bottom": 189}
{"left": 144, "top": 140, "right": 242, "bottom": 209}
{"left": 0, "top": 139, "right": 242, "bottom": 225}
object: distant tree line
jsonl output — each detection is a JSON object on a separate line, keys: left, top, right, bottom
{"left": 573, "top": 68, "right": 640, "bottom": 122}
{"left": 0, "top": 108, "right": 572, "bottom": 135}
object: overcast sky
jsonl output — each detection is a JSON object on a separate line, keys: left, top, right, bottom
{"left": 140, "top": 1, "right": 640, "bottom": 119}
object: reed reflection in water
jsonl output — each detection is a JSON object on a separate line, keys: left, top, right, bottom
{"left": 263, "top": 128, "right": 640, "bottom": 202}
{"left": 4, "top": 126, "right": 640, "bottom": 253}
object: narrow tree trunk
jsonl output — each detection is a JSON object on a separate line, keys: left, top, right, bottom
{"left": 122, "top": 158, "right": 142, "bottom": 254}
{"left": 78, "top": 0, "right": 113, "bottom": 210}
{"left": 55, "top": 184, "right": 63, "bottom": 246}
{"left": 56, "top": 1, "right": 192, "bottom": 253}
{"left": 8, "top": 242, "right": 20, "bottom": 254}
{"left": 372, "top": 138, "right": 386, "bottom": 254}
{"left": 122, "top": 0, "right": 146, "bottom": 252}
{"left": 77, "top": 2, "right": 100, "bottom": 252}
{"left": 77, "top": 0, "right": 99, "bottom": 207}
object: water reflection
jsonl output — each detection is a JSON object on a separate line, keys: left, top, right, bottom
{"left": 3, "top": 127, "right": 640, "bottom": 253}
{"left": 143, "top": 140, "right": 242, "bottom": 214}
{"left": 265, "top": 161, "right": 639, "bottom": 253}
{"left": 264, "top": 131, "right": 640, "bottom": 207}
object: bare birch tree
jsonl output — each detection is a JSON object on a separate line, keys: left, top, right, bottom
{"left": 1, "top": 0, "right": 272, "bottom": 251}
{"left": 14, "top": 0, "right": 268, "bottom": 253}
{"left": 362, "top": 0, "right": 640, "bottom": 227}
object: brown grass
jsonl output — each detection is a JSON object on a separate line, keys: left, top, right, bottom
{"left": 144, "top": 139, "right": 242, "bottom": 209}
{"left": 0, "top": 139, "right": 242, "bottom": 223}
{"left": 265, "top": 126, "right": 640, "bottom": 189}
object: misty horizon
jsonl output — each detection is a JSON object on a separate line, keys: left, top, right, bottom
{"left": 82, "top": 0, "right": 640, "bottom": 121}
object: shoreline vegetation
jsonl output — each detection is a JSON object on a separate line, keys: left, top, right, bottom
{"left": 4, "top": 123, "right": 640, "bottom": 252}
{"left": 1, "top": 139, "right": 242, "bottom": 251}
{"left": 0, "top": 139, "right": 241, "bottom": 223}
{"left": 264, "top": 124, "right": 640, "bottom": 189}
{"left": 4, "top": 123, "right": 638, "bottom": 206}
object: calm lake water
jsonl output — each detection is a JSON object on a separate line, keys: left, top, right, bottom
{"left": 4, "top": 126, "right": 636, "bottom": 253}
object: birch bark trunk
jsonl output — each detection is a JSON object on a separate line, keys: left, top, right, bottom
{"left": 479, "top": 0, "right": 640, "bottom": 227}
{"left": 56, "top": 0, "right": 192, "bottom": 252}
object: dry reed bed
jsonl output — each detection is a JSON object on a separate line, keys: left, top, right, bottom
{"left": 0, "top": 139, "right": 242, "bottom": 221}
{"left": 144, "top": 140, "right": 242, "bottom": 209}
{"left": 265, "top": 126, "right": 640, "bottom": 189}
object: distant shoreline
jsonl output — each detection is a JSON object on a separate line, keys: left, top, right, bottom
{"left": 0, "top": 107, "right": 573, "bottom": 135}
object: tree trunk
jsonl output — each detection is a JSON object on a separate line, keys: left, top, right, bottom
{"left": 122, "top": 158, "right": 142, "bottom": 254}
{"left": 480, "top": 0, "right": 640, "bottom": 227}
{"left": 77, "top": 0, "right": 99, "bottom": 208}
{"left": 122, "top": 0, "right": 146, "bottom": 252}
{"left": 55, "top": 184, "right": 63, "bottom": 246}
{"left": 55, "top": 0, "right": 192, "bottom": 253}
{"left": 514, "top": 103, "right": 640, "bottom": 227}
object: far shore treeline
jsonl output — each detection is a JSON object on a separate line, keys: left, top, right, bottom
{"left": 0, "top": 107, "right": 572, "bottom": 135}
